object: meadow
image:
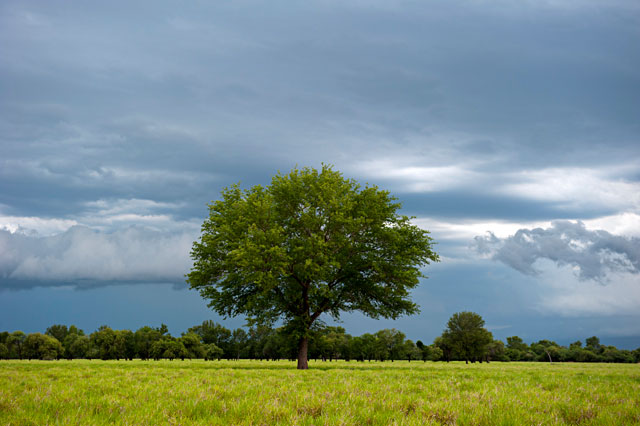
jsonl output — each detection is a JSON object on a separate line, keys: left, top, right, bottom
{"left": 1, "top": 360, "right": 639, "bottom": 425}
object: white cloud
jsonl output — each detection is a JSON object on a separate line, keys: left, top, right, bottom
{"left": 0, "top": 215, "right": 78, "bottom": 236}
{"left": 415, "top": 213, "right": 640, "bottom": 243}
{"left": 0, "top": 226, "right": 196, "bottom": 287}
{"left": 0, "top": 198, "right": 200, "bottom": 236}
{"left": 414, "top": 217, "right": 552, "bottom": 241}
{"left": 0, "top": 198, "right": 202, "bottom": 288}
{"left": 499, "top": 166, "right": 640, "bottom": 212}
{"left": 583, "top": 213, "right": 640, "bottom": 238}
{"left": 473, "top": 220, "right": 640, "bottom": 281}
{"left": 353, "top": 158, "right": 640, "bottom": 219}
{"left": 535, "top": 261, "right": 640, "bottom": 317}
{"left": 353, "top": 157, "right": 485, "bottom": 193}
{"left": 78, "top": 198, "right": 200, "bottom": 233}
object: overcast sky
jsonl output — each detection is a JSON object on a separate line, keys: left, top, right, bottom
{"left": 1, "top": 0, "right": 639, "bottom": 348}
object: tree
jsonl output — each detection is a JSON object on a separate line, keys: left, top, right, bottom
{"left": 416, "top": 340, "right": 429, "bottom": 361}
{"left": 355, "top": 333, "right": 378, "bottom": 362}
{"left": 180, "top": 333, "right": 205, "bottom": 359}
{"left": 45, "top": 324, "right": 69, "bottom": 344}
{"left": 505, "top": 336, "right": 529, "bottom": 361}
{"left": 531, "top": 340, "right": 559, "bottom": 363}
{"left": 427, "top": 344, "right": 443, "bottom": 361}
{"left": 150, "top": 339, "right": 188, "bottom": 361}
{"left": 441, "top": 312, "right": 493, "bottom": 364}
{"left": 204, "top": 343, "right": 224, "bottom": 361}
{"left": 230, "top": 328, "right": 249, "bottom": 360}
{"left": 62, "top": 326, "right": 85, "bottom": 359}
{"left": 68, "top": 335, "right": 90, "bottom": 359}
{"left": 486, "top": 340, "right": 506, "bottom": 362}
{"left": 585, "top": 336, "right": 602, "bottom": 354}
{"left": 403, "top": 340, "right": 421, "bottom": 362}
{"left": 90, "top": 326, "right": 117, "bottom": 360}
{"left": 0, "top": 343, "right": 8, "bottom": 359}
{"left": 246, "top": 325, "right": 273, "bottom": 360}
{"left": 375, "top": 329, "right": 406, "bottom": 361}
{"left": 569, "top": 340, "right": 582, "bottom": 349}
{"left": 433, "top": 336, "right": 452, "bottom": 362}
{"left": 187, "top": 165, "right": 438, "bottom": 369}
{"left": 23, "top": 333, "right": 63, "bottom": 360}
{"left": 6, "top": 331, "right": 26, "bottom": 359}
{"left": 134, "top": 326, "right": 163, "bottom": 360}
{"left": 506, "top": 336, "right": 527, "bottom": 352}
{"left": 188, "top": 321, "right": 232, "bottom": 357}
{"left": 114, "top": 330, "right": 136, "bottom": 360}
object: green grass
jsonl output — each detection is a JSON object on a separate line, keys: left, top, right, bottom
{"left": 1, "top": 360, "right": 639, "bottom": 425}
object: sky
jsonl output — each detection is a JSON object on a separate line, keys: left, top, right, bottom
{"left": 1, "top": 0, "right": 639, "bottom": 348}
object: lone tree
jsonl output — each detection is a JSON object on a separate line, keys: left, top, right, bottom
{"left": 441, "top": 311, "right": 493, "bottom": 364}
{"left": 187, "top": 165, "right": 438, "bottom": 369}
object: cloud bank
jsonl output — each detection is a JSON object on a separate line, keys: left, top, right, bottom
{"left": 474, "top": 221, "right": 640, "bottom": 282}
{"left": 0, "top": 226, "right": 195, "bottom": 289}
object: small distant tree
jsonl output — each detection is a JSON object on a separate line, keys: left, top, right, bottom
{"left": 150, "top": 339, "right": 187, "bottom": 361}
{"left": 433, "top": 336, "right": 452, "bottom": 362}
{"left": 505, "top": 336, "right": 529, "bottom": 361}
{"left": 416, "top": 340, "right": 428, "bottom": 361}
{"left": 585, "top": 336, "right": 602, "bottom": 354}
{"left": 441, "top": 311, "right": 493, "bottom": 364}
{"left": 187, "top": 166, "right": 439, "bottom": 369}
{"left": 204, "top": 343, "right": 224, "bottom": 360}
{"left": 569, "top": 340, "right": 582, "bottom": 349}
{"left": 6, "top": 331, "right": 26, "bottom": 360}
{"left": 45, "top": 324, "right": 69, "bottom": 344}
{"left": 62, "top": 326, "right": 85, "bottom": 359}
{"left": 180, "top": 333, "right": 205, "bottom": 359}
{"left": 530, "top": 340, "right": 559, "bottom": 363}
{"left": 230, "top": 328, "right": 249, "bottom": 360}
{"left": 0, "top": 343, "right": 8, "bottom": 360}
{"left": 403, "top": 340, "right": 421, "bottom": 362}
{"left": 157, "top": 324, "right": 169, "bottom": 336}
{"left": 485, "top": 340, "right": 506, "bottom": 362}
{"left": 113, "top": 330, "right": 135, "bottom": 360}
{"left": 247, "top": 325, "right": 273, "bottom": 360}
{"left": 339, "top": 333, "right": 354, "bottom": 361}
{"left": 427, "top": 345, "right": 443, "bottom": 361}
{"left": 361, "top": 334, "right": 379, "bottom": 362}
{"left": 134, "top": 326, "right": 163, "bottom": 360}
{"left": 375, "top": 329, "right": 406, "bottom": 362}
{"left": 188, "top": 321, "right": 232, "bottom": 357}
{"left": 69, "top": 335, "right": 90, "bottom": 359}
{"left": 506, "top": 336, "right": 528, "bottom": 352}
{"left": 90, "top": 326, "right": 117, "bottom": 360}
{"left": 348, "top": 335, "right": 365, "bottom": 362}
{"left": 23, "top": 333, "right": 63, "bottom": 360}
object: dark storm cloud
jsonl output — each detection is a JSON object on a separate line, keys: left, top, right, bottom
{"left": 2, "top": 0, "right": 639, "bottom": 200}
{"left": 474, "top": 221, "right": 640, "bottom": 281}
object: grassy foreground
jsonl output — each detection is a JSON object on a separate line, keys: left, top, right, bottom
{"left": 1, "top": 360, "right": 639, "bottom": 425}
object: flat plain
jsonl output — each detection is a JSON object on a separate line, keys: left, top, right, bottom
{"left": 0, "top": 360, "right": 639, "bottom": 425}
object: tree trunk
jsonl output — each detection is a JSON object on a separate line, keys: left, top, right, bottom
{"left": 297, "top": 337, "right": 309, "bottom": 370}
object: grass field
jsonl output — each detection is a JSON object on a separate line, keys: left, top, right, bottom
{"left": 1, "top": 360, "right": 639, "bottom": 425}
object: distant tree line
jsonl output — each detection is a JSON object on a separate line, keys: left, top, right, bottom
{"left": 1, "top": 314, "right": 638, "bottom": 363}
